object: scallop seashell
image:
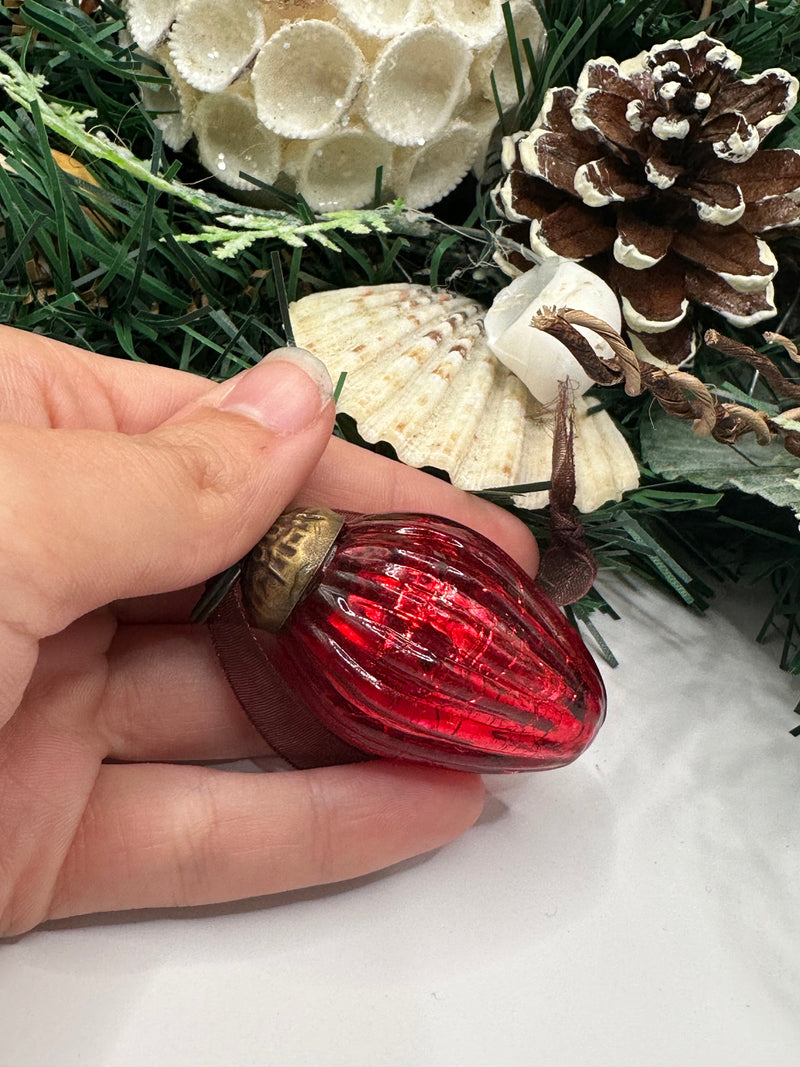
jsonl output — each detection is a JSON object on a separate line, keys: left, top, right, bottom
{"left": 290, "top": 284, "right": 640, "bottom": 512}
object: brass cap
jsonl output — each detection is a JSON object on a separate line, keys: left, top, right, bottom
{"left": 241, "top": 506, "right": 345, "bottom": 632}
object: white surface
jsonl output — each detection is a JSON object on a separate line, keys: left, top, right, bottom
{"left": 1, "top": 579, "right": 799, "bottom": 1067}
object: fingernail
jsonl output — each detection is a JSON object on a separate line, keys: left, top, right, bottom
{"left": 215, "top": 348, "right": 333, "bottom": 434}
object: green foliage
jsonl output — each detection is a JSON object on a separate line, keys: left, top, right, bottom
{"left": 1, "top": 0, "right": 799, "bottom": 695}
{"left": 641, "top": 408, "right": 800, "bottom": 520}
{"left": 0, "top": 4, "right": 453, "bottom": 370}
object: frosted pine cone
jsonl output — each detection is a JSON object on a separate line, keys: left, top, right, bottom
{"left": 492, "top": 32, "right": 800, "bottom": 363}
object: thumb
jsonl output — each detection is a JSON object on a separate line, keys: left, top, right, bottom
{"left": 0, "top": 348, "right": 335, "bottom": 636}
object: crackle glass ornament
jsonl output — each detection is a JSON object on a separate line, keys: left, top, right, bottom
{"left": 199, "top": 508, "right": 606, "bottom": 774}
{"left": 124, "top": 0, "right": 544, "bottom": 209}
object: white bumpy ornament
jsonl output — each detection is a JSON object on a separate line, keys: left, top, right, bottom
{"left": 123, "top": 0, "right": 545, "bottom": 210}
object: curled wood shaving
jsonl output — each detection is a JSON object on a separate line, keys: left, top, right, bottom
{"left": 533, "top": 308, "right": 800, "bottom": 457}
{"left": 763, "top": 331, "right": 800, "bottom": 364}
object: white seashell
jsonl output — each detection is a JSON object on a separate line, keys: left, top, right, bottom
{"left": 290, "top": 283, "right": 640, "bottom": 512}
{"left": 484, "top": 259, "right": 623, "bottom": 407}
{"left": 252, "top": 20, "right": 366, "bottom": 140}
{"left": 285, "top": 127, "right": 393, "bottom": 211}
{"left": 125, "top": 0, "right": 179, "bottom": 53}
{"left": 391, "top": 121, "right": 481, "bottom": 208}
{"left": 431, "top": 0, "right": 505, "bottom": 49}
{"left": 332, "top": 0, "right": 432, "bottom": 39}
{"left": 472, "top": 0, "right": 544, "bottom": 107}
{"left": 364, "top": 27, "right": 472, "bottom": 147}
{"left": 168, "top": 0, "right": 266, "bottom": 93}
{"left": 193, "top": 92, "right": 282, "bottom": 190}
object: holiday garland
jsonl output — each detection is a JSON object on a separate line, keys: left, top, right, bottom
{"left": 1, "top": 0, "right": 799, "bottom": 715}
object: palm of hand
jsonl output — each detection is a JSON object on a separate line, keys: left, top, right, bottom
{"left": 0, "top": 327, "right": 537, "bottom": 935}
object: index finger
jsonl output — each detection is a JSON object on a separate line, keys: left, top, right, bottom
{"left": 113, "top": 435, "right": 540, "bottom": 625}
{"left": 0, "top": 325, "right": 209, "bottom": 431}
{"left": 299, "top": 436, "right": 539, "bottom": 574}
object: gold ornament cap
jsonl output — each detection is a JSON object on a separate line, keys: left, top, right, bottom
{"left": 241, "top": 506, "right": 345, "bottom": 633}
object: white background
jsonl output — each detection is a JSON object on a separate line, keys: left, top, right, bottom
{"left": 1, "top": 578, "right": 798, "bottom": 1067}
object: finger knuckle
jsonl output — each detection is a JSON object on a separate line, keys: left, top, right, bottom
{"left": 168, "top": 779, "right": 224, "bottom": 908}
{"left": 299, "top": 776, "right": 336, "bottom": 885}
{"left": 139, "top": 431, "right": 245, "bottom": 528}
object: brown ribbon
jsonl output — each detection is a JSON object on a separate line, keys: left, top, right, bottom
{"left": 208, "top": 583, "right": 372, "bottom": 769}
{"left": 535, "top": 380, "right": 598, "bottom": 606}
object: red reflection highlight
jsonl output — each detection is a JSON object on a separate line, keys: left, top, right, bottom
{"left": 272, "top": 514, "right": 606, "bottom": 773}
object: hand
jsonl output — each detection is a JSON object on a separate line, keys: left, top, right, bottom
{"left": 0, "top": 325, "right": 538, "bottom": 936}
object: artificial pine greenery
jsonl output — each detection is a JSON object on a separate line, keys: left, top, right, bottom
{"left": 1, "top": 0, "right": 799, "bottom": 704}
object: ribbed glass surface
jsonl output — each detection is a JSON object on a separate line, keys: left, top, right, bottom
{"left": 273, "top": 514, "right": 606, "bottom": 772}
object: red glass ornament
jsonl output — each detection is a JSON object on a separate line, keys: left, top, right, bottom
{"left": 257, "top": 513, "right": 605, "bottom": 773}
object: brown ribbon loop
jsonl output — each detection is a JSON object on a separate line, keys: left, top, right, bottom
{"left": 208, "top": 584, "right": 372, "bottom": 769}
{"left": 535, "top": 380, "right": 598, "bottom": 606}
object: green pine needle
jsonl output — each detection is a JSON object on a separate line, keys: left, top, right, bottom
{"left": 2, "top": 0, "right": 800, "bottom": 698}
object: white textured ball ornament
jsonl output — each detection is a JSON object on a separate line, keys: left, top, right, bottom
{"left": 126, "top": 0, "right": 544, "bottom": 210}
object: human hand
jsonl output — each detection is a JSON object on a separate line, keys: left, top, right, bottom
{"left": 0, "top": 325, "right": 538, "bottom": 936}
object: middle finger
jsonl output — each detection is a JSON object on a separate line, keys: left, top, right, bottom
{"left": 102, "top": 622, "right": 270, "bottom": 762}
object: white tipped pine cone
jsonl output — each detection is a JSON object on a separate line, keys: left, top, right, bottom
{"left": 492, "top": 32, "right": 800, "bottom": 363}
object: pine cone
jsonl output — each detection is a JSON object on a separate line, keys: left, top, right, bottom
{"left": 492, "top": 32, "right": 800, "bottom": 362}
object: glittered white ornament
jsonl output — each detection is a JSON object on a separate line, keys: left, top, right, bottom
{"left": 127, "top": 0, "right": 178, "bottom": 53}
{"left": 126, "top": 0, "right": 545, "bottom": 210}
{"left": 168, "top": 0, "right": 266, "bottom": 94}
{"left": 364, "top": 26, "right": 472, "bottom": 147}
{"left": 252, "top": 20, "right": 366, "bottom": 140}
{"left": 334, "top": 0, "right": 429, "bottom": 38}
{"left": 285, "top": 126, "right": 393, "bottom": 211}
{"left": 194, "top": 91, "right": 282, "bottom": 190}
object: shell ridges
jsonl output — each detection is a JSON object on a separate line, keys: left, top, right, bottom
{"left": 290, "top": 283, "right": 639, "bottom": 512}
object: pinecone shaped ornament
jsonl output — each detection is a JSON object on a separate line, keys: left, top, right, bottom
{"left": 200, "top": 509, "right": 606, "bottom": 774}
{"left": 493, "top": 32, "right": 800, "bottom": 363}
